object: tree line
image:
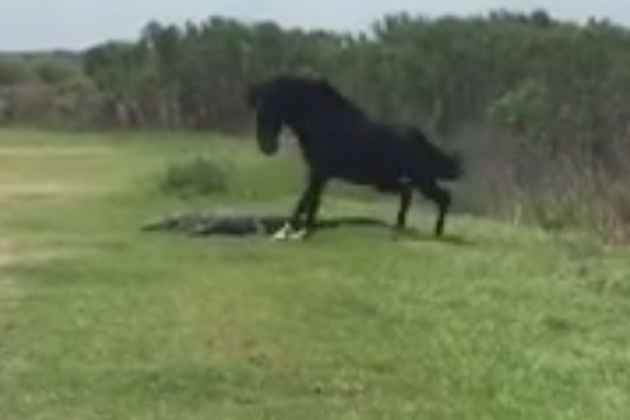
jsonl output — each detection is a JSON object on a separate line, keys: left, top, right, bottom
{"left": 81, "top": 10, "right": 630, "bottom": 152}
{"left": 1, "top": 10, "right": 629, "bottom": 146}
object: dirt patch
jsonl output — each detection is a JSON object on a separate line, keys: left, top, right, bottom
{"left": 0, "top": 239, "right": 15, "bottom": 268}
{"left": 0, "top": 239, "right": 77, "bottom": 268}
{"left": 0, "top": 183, "right": 107, "bottom": 199}
{"left": 0, "top": 146, "right": 113, "bottom": 156}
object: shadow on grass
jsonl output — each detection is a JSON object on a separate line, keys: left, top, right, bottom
{"left": 142, "top": 211, "right": 472, "bottom": 246}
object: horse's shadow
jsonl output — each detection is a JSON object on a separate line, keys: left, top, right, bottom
{"left": 389, "top": 227, "right": 473, "bottom": 246}
{"left": 318, "top": 217, "right": 471, "bottom": 245}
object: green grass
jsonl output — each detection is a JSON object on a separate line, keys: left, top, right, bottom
{"left": 0, "top": 127, "right": 629, "bottom": 419}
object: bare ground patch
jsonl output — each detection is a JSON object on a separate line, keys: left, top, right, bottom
{"left": 0, "top": 182, "right": 112, "bottom": 200}
{"left": 0, "top": 146, "right": 114, "bottom": 156}
{"left": 0, "top": 145, "right": 116, "bottom": 199}
{"left": 0, "top": 238, "right": 79, "bottom": 269}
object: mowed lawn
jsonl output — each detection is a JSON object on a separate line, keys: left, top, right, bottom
{"left": 0, "top": 128, "right": 629, "bottom": 420}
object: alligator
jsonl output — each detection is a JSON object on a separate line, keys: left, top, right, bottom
{"left": 141, "top": 211, "right": 388, "bottom": 237}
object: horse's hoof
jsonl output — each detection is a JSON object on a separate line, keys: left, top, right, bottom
{"left": 271, "top": 223, "right": 295, "bottom": 241}
{"left": 271, "top": 232, "right": 289, "bottom": 241}
{"left": 287, "top": 229, "right": 309, "bottom": 240}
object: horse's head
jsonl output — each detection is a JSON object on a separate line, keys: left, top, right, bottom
{"left": 245, "top": 75, "right": 329, "bottom": 156}
{"left": 245, "top": 78, "right": 290, "bottom": 156}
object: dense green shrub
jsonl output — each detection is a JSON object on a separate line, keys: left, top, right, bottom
{"left": 158, "top": 156, "right": 229, "bottom": 197}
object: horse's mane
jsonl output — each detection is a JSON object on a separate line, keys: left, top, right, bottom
{"left": 312, "top": 78, "right": 366, "bottom": 119}
{"left": 247, "top": 74, "right": 367, "bottom": 120}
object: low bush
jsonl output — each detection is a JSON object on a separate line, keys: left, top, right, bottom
{"left": 158, "top": 156, "right": 230, "bottom": 198}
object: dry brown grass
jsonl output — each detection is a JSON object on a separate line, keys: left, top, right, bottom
{"left": 448, "top": 125, "right": 630, "bottom": 243}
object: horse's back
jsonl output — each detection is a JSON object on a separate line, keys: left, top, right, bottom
{"left": 308, "top": 119, "right": 413, "bottom": 186}
{"left": 270, "top": 76, "right": 448, "bottom": 184}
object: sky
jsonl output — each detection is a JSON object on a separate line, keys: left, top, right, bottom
{"left": 0, "top": 0, "right": 628, "bottom": 51}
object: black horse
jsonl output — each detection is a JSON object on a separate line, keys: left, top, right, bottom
{"left": 246, "top": 74, "right": 463, "bottom": 240}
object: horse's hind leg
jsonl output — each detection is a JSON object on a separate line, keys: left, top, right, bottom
{"left": 416, "top": 179, "right": 451, "bottom": 237}
{"left": 395, "top": 183, "right": 413, "bottom": 231}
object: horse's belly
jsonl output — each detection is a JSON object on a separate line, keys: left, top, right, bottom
{"left": 311, "top": 145, "right": 406, "bottom": 188}
{"left": 336, "top": 168, "right": 402, "bottom": 190}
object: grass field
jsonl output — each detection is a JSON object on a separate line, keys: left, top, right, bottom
{"left": 0, "top": 128, "right": 629, "bottom": 419}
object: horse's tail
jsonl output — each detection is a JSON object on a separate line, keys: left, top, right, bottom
{"left": 410, "top": 129, "right": 464, "bottom": 181}
{"left": 435, "top": 150, "right": 464, "bottom": 180}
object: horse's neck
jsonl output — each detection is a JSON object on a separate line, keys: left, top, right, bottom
{"left": 285, "top": 120, "right": 311, "bottom": 150}
{"left": 278, "top": 117, "right": 318, "bottom": 164}
{"left": 284, "top": 95, "right": 369, "bottom": 153}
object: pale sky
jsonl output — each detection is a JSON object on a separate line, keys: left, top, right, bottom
{"left": 0, "top": 0, "right": 628, "bottom": 51}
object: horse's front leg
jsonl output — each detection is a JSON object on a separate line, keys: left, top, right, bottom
{"left": 271, "top": 189, "right": 309, "bottom": 240}
{"left": 301, "top": 176, "right": 328, "bottom": 237}
{"left": 272, "top": 174, "right": 326, "bottom": 240}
